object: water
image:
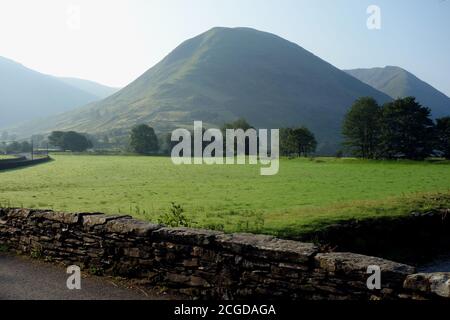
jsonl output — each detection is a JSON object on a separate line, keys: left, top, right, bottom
{"left": 418, "top": 254, "right": 450, "bottom": 273}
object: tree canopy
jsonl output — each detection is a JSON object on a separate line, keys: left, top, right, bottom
{"left": 280, "top": 127, "right": 317, "bottom": 157}
{"left": 129, "top": 124, "right": 159, "bottom": 154}
{"left": 379, "top": 97, "right": 435, "bottom": 160}
{"left": 49, "top": 131, "right": 93, "bottom": 152}
{"left": 342, "top": 97, "right": 381, "bottom": 159}
{"left": 435, "top": 116, "right": 450, "bottom": 159}
{"left": 343, "top": 96, "right": 437, "bottom": 160}
{"left": 221, "top": 118, "right": 254, "bottom": 131}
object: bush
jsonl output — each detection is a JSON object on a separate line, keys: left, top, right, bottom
{"left": 158, "top": 202, "right": 193, "bottom": 227}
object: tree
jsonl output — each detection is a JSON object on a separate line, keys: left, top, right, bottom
{"left": 221, "top": 118, "right": 253, "bottom": 131}
{"left": 280, "top": 127, "right": 317, "bottom": 157}
{"left": 294, "top": 127, "right": 317, "bottom": 157}
{"left": 20, "top": 141, "right": 32, "bottom": 153}
{"left": 62, "top": 132, "right": 93, "bottom": 152}
{"left": 158, "top": 132, "right": 174, "bottom": 155}
{"left": 280, "top": 128, "right": 297, "bottom": 156}
{"left": 130, "top": 124, "right": 159, "bottom": 154}
{"left": 379, "top": 97, "right": 435, "bottom": 160}
{"left": 48, "top": 131, "right": 65, "bottom": 148}
{"left": 6, "top": 141, "right": 21, "bottom": 154}
{"left": 48, "top": 131, "right": 93, "bottom": 152}
{"left": 342, "top": 97, "right": 381, "bottom": 159}
{"left": 222, "top": 119, "right": 255, "bottom": 156}
{"left": 435, "top": 116, "right": 450, "bottom": 159}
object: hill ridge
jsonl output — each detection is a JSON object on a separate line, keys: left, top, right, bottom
{"left": 6, "top": 27, "right": 392, "bottom": 154}
{"left": 345, "top": 66, "right": 450, "bottom": 118}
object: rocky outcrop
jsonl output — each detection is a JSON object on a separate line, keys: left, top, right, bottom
{"left": 0, "top": 208, "right": 447, "bottom": 300}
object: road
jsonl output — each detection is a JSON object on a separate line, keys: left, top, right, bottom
{"left": 0, "top": 253, "right": 170, "bottom": 300}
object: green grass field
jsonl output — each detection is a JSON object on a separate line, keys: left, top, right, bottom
{"left": 1, "top": 154, "right": 449, "bottom": 237}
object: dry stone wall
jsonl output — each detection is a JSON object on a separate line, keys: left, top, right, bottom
{"left": 0, "top": 156, "right": 51, "bottom": 170}
{"left": 0, "top": 208, "right": 448, "bottom": 300}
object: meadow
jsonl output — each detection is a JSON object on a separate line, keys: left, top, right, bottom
{"left": 0, "top": 154, "right": 449, "bottom": 238}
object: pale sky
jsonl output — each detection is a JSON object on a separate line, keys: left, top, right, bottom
{"left": 0, "top": 0, "right": 449, "bottom": 95}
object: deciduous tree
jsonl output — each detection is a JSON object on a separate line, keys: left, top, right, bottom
{"left": 130, "top": 124, "right": 159, "bottom": 154}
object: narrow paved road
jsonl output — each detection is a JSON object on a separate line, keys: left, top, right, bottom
{"left": 0, "top": 253, "right": 169, "bottom": 300}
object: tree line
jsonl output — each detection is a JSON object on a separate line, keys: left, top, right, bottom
{"left": 343, "top": 96, "right": 450, "bottom": 160}
{"left": 127, "top": 120, "right": 319, "bottom": 157}
{"left": 1, "top": 141, "right": 32, "bottom": 154}
{"left": 4, "top": 95, "right": 448, "bottom": 160}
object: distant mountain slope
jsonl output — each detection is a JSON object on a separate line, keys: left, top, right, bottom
{"left": 58, "top": 77, "right": 119, "bottom": 99}
{"left": 345, "top": 66, "right": 450, "bottom": 118}
{"left": 0, "top": 56, "right": 100, "bottom": 128}
{"left": 8, "top": 27, "right": 391, "bottom": 153}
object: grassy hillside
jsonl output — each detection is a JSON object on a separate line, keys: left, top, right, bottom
{"left": 12, "top": 27, "right": 391, "bottom": 154}
{"left": 345, "top": 66, "right": 450, "bottom": 118}
{"left": 0, "top": 155, "right": 448, "bottom": 238}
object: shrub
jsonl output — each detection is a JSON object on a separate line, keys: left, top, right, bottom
{"left": 158, "top": 202, "right": 193, "bottom": 228}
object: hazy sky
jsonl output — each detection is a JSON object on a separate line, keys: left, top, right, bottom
{"left": 0, "top": 0, "right": 449, "bottom": 95}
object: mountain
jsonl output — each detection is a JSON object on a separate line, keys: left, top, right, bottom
{"left": 345, "top": 66, "right": 450, "bottom": 118}
{"left": 0, "top": 56, "right": 101, "bottom": 128}
{"left": 58, "top": 77, "right": 119, "bottom": 99}
{"left": 7, "top": 27, "right": 391, "bottom": 153}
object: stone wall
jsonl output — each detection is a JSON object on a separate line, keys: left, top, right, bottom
{"left": 0, "top": 156, "right": 51, "bottom": 171}
{"left": 298, "top": 209, "right": 450, "bottom": 264}
{"left": 0, "top": 156, "right": 27, "bottom": 164}
{"left": 0, "top": 208, "right": 449, "bottom": 300}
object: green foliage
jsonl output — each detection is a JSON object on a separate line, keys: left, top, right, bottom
{"left": 48, "top": 131, "right": 64, "bottom": 147}
{"left": 157, "top": 132, "right": 173, "bottom": 155}
{"left": 158, "top": 202, "right": 192, "bottom": 228}
{"left": 343, "top": 97, "right": 437, "bottom": 160}
{"left": 89, "top": 266, "right": 104, "bottom": 276}
{"left": 19, "top": 141, "right": 32, "bottom": 153}
{"left": 221, "top": 118, "right": 255, "bottom": 155}
{"left": 280, "top": 127, "right": 317, "bottom": 157}
{"left": 49, "top": 131, "right": 93, "bottom": 152}
{"left": 30, "top": 246, "right": 43, "bottom": 259}
{"left": 1, "top": 140, "right": 33, "bottom": 154}
{"left": 435, "top": 117, "right": 450, "bottom": 159}
{"left": 129, "top": 124, "right": 159, "bottom": 154}
{"left": 222, "top": 119, "right": 253, "bottom": 131}
{"left": 379, "top": 97, "right": 435, "bottom": 160}
{"left": 342, "top": 97, "right": 381, "bottom": 159}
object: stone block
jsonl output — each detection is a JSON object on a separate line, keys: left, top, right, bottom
{"left": 404, "top": 273, "right": 450, "bottom": 298}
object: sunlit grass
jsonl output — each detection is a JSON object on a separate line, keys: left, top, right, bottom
{"left": 0, "top": 154, "right": 449, "bottom": 237}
